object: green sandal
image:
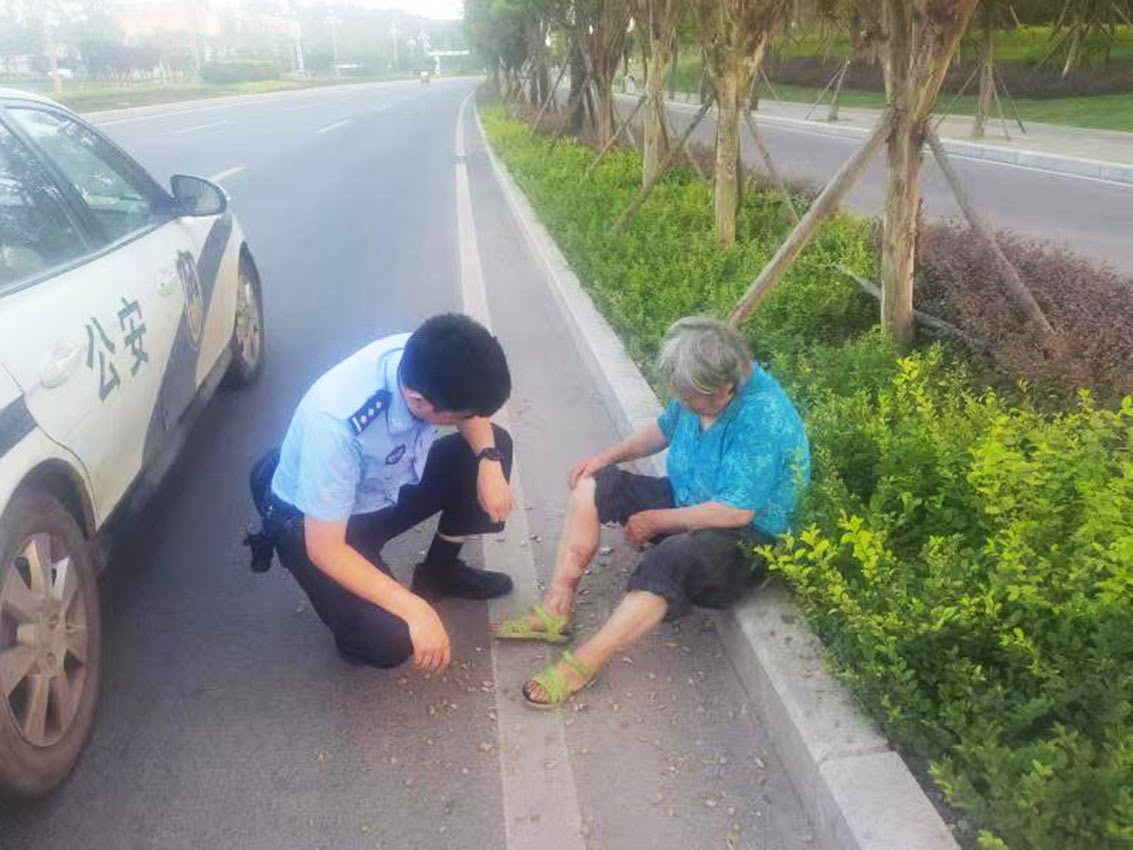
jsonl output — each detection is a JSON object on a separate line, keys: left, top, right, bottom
{"left": 494, "top": 604, "right": 572, "bottom": 644}
{"left": 522, "top": 651, "right": 592, "bottom": 710}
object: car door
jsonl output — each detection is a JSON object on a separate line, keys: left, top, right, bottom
{"left": 0, "top": 103, "right": 192, "bottom": 525}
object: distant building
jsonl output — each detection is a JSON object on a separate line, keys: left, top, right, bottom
{"left": 109, "top": 0, "right": 221, "bottom": 42}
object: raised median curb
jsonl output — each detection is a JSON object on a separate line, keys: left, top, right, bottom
{"left": 644, "top": 94, "right": 1133, "bottom": 187}
{"left": 473, "top": 106, "right": 961, "bottom": 850}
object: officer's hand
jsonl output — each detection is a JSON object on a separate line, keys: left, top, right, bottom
{"left": 477, "top": 461, "right": 514, "bottom": 523}
{"left": 406, "top": 599, "right": 451, "bottom": 672}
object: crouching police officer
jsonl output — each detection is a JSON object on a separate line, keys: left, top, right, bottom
{"left": 250, "top": 314, "right": 515, "bottom": 673}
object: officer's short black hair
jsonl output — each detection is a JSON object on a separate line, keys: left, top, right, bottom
{"left": 400, "top": 314, "right": 511, "bottom": 416}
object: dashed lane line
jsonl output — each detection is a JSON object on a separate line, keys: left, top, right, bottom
{"left": 207, "top": 165, "right": 247, "bottom": 183}
{"left": 171, "top": 120, "right": 229, "bottom": 135}
{"left": 317, "top": 118, "right": 353, "bottom": 134}
{"left": 453, "top": 91, "right": 587, "bottom": 850}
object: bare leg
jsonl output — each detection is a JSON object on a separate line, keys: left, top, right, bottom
{"left": 524, "top": 590, "right": 668, "bottom": 703}
{"left": 523, "top": 476, "right": 600, "bottom": 627}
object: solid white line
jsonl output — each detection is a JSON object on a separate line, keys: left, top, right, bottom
{"left": 172, "top": 120, "right": 229, "bottom": 135}
{"left": 207, "top": 165, "right": 247, "bottom": 183}
{"left": 454, "top": 92, "right": 587, "bottom": 850}
{"left": 317, "top": 118, "right": 352, "bottom": 134}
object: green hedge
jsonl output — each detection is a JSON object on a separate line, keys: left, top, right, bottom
{"left": 479, "top": 105, "right": 1133, "bottom": 849}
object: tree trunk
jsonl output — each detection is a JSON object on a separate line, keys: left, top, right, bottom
{"left": 877, "top": 0, "right": 980, "bottom": 346}
{"left": 593, "top": 77, "right": 616, "bottom": 145}
{"left": 881, "top": 111, "right": 923, "bottom": 346}
{"left": 643, "top": 45, "right": 673, "bottom": 186}
{"left": 714, "top": 67, "right": 746, "bottom": 246}
{"left": 569, "top": 45, "right": 587, "bottom": 134}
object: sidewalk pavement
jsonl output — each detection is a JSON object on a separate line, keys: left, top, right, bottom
{"left": 652, "top": 88, "right": 1133, "bottom": 184}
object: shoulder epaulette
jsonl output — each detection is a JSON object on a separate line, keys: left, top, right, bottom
{"left": 349, "top": 389, "right": 391, "bottom": 436}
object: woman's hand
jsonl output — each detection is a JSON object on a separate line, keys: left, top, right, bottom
{"left": 624, "top": 511, "right": 658, "bottom": 551}
{"left": 568, "top": 453, "right": 609, "bottom": 489}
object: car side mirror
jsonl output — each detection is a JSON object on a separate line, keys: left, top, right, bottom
{"left": 170, "top": 174, "right": 228, "bottom": 217}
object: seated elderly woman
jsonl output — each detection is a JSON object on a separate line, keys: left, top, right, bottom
{"left": 495, "top": 316, "right": 810, "bottom": 708}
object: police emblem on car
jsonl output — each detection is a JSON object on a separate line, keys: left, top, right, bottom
{"left": 176, "top": 249, "right": 205, "bottom": 347}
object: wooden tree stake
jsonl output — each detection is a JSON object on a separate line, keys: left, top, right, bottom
{"left": 587, "top": 95, "right": 646, "bottom": 175}
{"left": 728, "top": 110, "right": 894, "bottom": 326}
{"left": 742, "top": 110, "right": 799, "bottom": 225}
{"left": 925, "top": 129, "right": 1054, "bottom": 338}
{"left": 534, "top": 55, "right": 572, "bottom": 131}
{"left": 612, "top": 94, "right": 716, "bottom": 229}
{"left": 828, "top": 59, "right": 851, "bottom": 122}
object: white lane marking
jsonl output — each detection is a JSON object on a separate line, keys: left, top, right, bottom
{"left": 172, "top": 120, "right": 229, "bottom": 135}
{"left": 89, "top": 79, "right": 424, "bottom": 126}
{"left": 454, "top": 92, "right": 587, "bottom": 850}
{"left": 207, "top": 165, "right": 247, "bottom": 183}
{"left": 97, "top": 103, "right": 249, "bottom": 127}
{"left": 317, "top": 118, "right": 352, "bottom": 134}
{"left": 651, "top": 96, "right": 1133, "bottom": 190}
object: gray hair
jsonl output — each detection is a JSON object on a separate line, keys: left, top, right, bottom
{"left": 656, "top": 317, "right": 753, "bottom": 398}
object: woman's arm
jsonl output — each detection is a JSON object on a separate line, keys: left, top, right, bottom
{"left": 568, "top": 421, "right": 669, "bottom": 488}
{"left": 624, "top": 502, "right": 754, "bottom": 549}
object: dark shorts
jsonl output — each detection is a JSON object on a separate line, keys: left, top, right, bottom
{"left": 594, "top": 467, "right": 771, "bottom": 621}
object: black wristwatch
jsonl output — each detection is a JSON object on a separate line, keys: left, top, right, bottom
{"left": 477, "top": 447, "right": 505, "bottom": 464}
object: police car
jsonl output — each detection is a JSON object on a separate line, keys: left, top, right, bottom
{"left": 0, "top": 89, "right": 265, "bottom": 796}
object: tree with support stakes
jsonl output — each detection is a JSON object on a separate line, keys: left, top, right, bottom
{"left": 875, "top": 0, "right": 982, "bottom": 345}
{"left": 730, "top": 0, "right": 1053, "bottom": 351}
{"left": 578, "top": 0, "right": 633, "bottom": 145}
{"left": 696, "top": 0, "right": 795, "bottom": 247}
{"left": 632, "top": 0, "right": 685, "bottom": 186}
{"left": 1045, "top": 0, "right": 1132, "bottom": 78}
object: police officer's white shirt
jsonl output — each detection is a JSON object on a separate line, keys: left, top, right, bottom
{"left": 271, "top": 334, "right": 437, "bottom": 522}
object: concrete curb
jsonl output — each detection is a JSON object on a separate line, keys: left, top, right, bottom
{"left": 646, "top": 95, "right": 1133, "bottom": 186}
{"left": 474, "top": 106, "right": 960, "bottom": 850}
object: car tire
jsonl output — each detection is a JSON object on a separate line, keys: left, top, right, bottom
{"left": 0, "top": 491, "right": 101, "bottom": 798}
{"left": 223, "top": 251, "right": 265, "bottom": 389}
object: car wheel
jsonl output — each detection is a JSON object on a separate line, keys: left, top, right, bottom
{"left": 224, "top": 252, "right": 265, "bottom": 388}
{"left": 0, "top": 492, "right": 101, "bottom": 797}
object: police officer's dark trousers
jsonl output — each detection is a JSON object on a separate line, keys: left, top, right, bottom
{"left": 273, "top": 425, "right": 513, "bottom": 668}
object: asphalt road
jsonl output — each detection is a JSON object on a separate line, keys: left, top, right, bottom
{"left": 0, "top": 79, "right": 815, "bottom": 850}
{"left": 627, "top": 94, "right": 1133, "bottom": 277}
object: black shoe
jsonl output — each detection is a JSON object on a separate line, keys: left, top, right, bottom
{"left": 411, "top": 559, "right": 514, "bottom": 602}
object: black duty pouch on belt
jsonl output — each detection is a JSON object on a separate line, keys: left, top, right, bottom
{"left": 243, "top": 448, "right": 301, "bottom": 573}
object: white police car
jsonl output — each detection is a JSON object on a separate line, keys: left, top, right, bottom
{"left": 0, "top": 89, "right": 265, "bottom": 796}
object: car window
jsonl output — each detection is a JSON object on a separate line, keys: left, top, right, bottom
{"left": 8, "top": 107, "right": 163, "bottom": 245}
{"left": 0, "top": 120, "right": 88, "bottom": 289}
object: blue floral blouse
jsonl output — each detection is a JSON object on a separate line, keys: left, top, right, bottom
{"left": 657, "top": 364, "right": 810, "bottom": 536}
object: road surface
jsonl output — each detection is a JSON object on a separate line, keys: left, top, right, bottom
{"left": 625, "top": 92, "right": 1133, "bottom": 277}
{"left": 0, "top": 79, "right": 815, "bottom": 850}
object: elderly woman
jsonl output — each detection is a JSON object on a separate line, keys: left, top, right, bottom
{"left": 496, "top": 317, "right": 810, "bottom": 708}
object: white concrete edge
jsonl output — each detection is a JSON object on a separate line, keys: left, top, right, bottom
{"left": 473, "top": 103, "right": 960, "bottom": 850}
{"left": 630, "top": 93, "right": 1133, "bottom": 187}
